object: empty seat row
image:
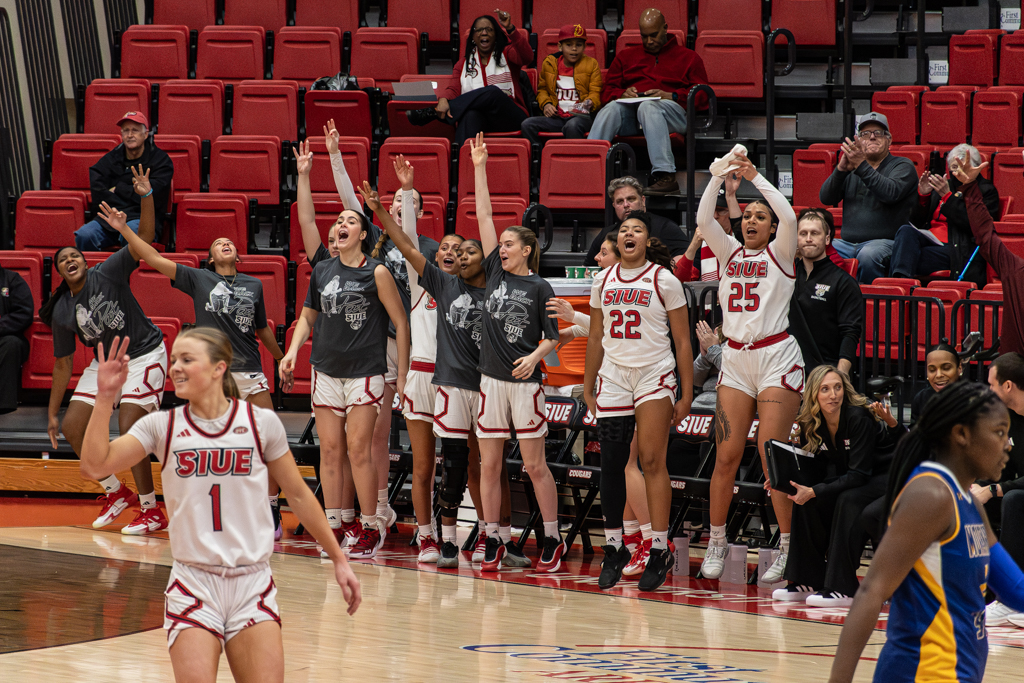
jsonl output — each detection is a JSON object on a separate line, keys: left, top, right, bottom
{"left": 948, "top": 29, "right": 1024, "bottom": 88}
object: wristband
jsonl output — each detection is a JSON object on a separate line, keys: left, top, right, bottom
{"left": 141, "top": 188, "right": 153, "bottom": 198}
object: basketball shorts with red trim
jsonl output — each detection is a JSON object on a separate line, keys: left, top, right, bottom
{"left": 164, "top": 561, "right": 280, "bottom": 650}
{"left": 595, "top": 355, "right": 678, "bottom": 418}
{"left": 718, "top": 334, "right": 805, "bottom": 398}
{"left": 72, "top": 345, "right": 167, "bottom": 412}
{"left": 402, "top": 367, "right": 436, "bottom": 423}
{"left": 312, "top": 369, "right": 384, "bottom": 416}
{"left": 384, "top": 337, "right": 399, "bottom": 388}
{"left": 476, "top": 376, "right": 548, "bottom": 440}
{"left": 432, "top": 386, "right": 480, "bottom": 439}
{"left": 232, "top": 372, "right": 270, "bottom": 400}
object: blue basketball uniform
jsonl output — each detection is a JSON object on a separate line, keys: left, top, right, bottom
{"left": 876, "top": 461, "right": 991, "bottom": 683}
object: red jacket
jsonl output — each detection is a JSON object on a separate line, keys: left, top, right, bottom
{"left": 442, "top": 28, "right": 534, "bottom": 114}
{"left": 602, "top": 35, "right": 709, "bottom": 108}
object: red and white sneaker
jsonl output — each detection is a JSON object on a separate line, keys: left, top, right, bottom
{"left": 622, "top": 539, "right": 651, "bottom": 577}
{"left": 623, "top": 531, "right": 643, "bottom": 554}
{"left": 341, "top": 519, "right": 361, "bottom": 547}
{"left": 121, "top": 506, "right": 168, "bottom": 535}
{"left": 481, "top": 536, "right": 505, "bottom": 572}
{"left": 346, "top": 524, "right": 385, "bottom": 560}
{"left": 418, "top": 536, "right": 441, "bottom": 563}
{"left": 537, "top": 537, "right": 567, "bottom": 573}
{"left": 92, "top": 484, "right": 138, "bottom": 528}
{"left": 319, "top": 527, "right": 348, "bottom": 558}
{"left": 471, "top": 532, "right": 488, "bottom": 562}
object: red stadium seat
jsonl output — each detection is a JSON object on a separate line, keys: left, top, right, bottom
{"left": 0, "top": 251, "right": 44, "bottom": 314}
{"left": 859, "top": 284, "right": 906, "bottom": 360}
{"left": 920, "top": 90, "right": 971, "bottom": 148}
{"left": 889, "top": 145, "right": 932, "bottom": 178}
{"left": 1000, "top": 31, "right": 1024, "bottom": 86}
{"left": 273, "top": 27, "right": 343, "bottom": 89}
{"left": 696, "top": 0, "right": 761, "bottom": 35}
{"left": 15, "top": 191, "right": 89, "bottom": 251}
{"left": 295, "top": 260, "right": 314, "bottom": 314}
{"left": 209, "top": 136, "right": 282, "bottom": 206}
{"left": 386, "top": 99, "right": 454, "bottom": 141}
{"left": 926, "top": 280, "right": 975, "bottom": 298}
{"left": 153, "top": 135, "right": 203, "bottom": 204}
{"left": 992, "top": 148, "right": 1024, "bottom": 204}
{"left": 459, "top": 1, "right": 525, "bottom": 33}
{"left": 871, "top": 277, "right": 919, "bottom": 293}
{"left": 83, "top": 79, "right": 150, "bottom": 135}
{"left": 616, "top": 29, "right": 686, "bottom": 54}
{"left": 152, "top": 317, "right": 182, "bottom": 393}
{"left": 370, "top": 197, "right": 447, "bottom": 243}
{"left": 284, "top": 320, "right": 313, "bottom": 394}
{"left": 306, "top": 136, "right": 370, "bottom": 202}
{"left": 839, "top": 258, "right": 857, "bottom": 278}
{"left": 378, "top": 137, "right": 450, "bottom": 199}
{"left": 948, "top": 33, "right": 997, "bottom": 87}
{"left": 770, "top": 0, "right": 836, "bottom": 47}
{"left": 532, "top": 0, "right": 598, "bottom": 35}
{"left": 387, "top": 0, "right": 453, "bottom": 42}
{"left": 232, "top": 80, "right": 299, "bottom": 140}
{"left": 158, "top": 80, "right": 225, "bottom": 142}
{"left": 295, "top": 0, "right": 362, "bottom": 31}
{"left": 132, "top": 254, "right": 201, "bottom": 324}
{"left": 289, "top": 201, "right": 344, "bottom": 264}
{"left": 224, "top": 0, "right": 287, "bottom": 33}
{"left": 50, "top": 134, "right": 121, "bottom": 192}
{"left": 153, "top": 0, "right": 216, "bottom": 32}
{"left": 175, "top": 193, "right": 250, "bottom": 256}
{"left": 792, "top": 148, "right": 835, "bottom": 208}
{"left": 457, "top": 138, "right": 529, "bottom": 204}
{"left": 914, "top": 287, "right": 961, "bottom": 361}
{"left": 351, "top": 28, "right": 420, "bottom": 88}
{"left": 972, "top": 88, "right": 1024, "bottom": 148}
{"left": 120, "top": 25, "right": 190, "bottom": 82}
{"left": 540, "top": 139, "right": 610, "bottom": 210}
{"left": 624, "top": 0, "right": 688, "bottom": 31}
{"left": 305, "top": 90, "right": 373, "bottom": 142}
{"left": 994, "top": 221, "right": 1024, "bottom": 260}
{"left": 237, "top": 255, "right": 288, "bottom": 326}
{"left": 454, "top": 198, "right": 529, "bottom": 241}
{"left": 260, "top": 318, "right": 277, "bottom": 393}
{"left": 537, "top": 28, "right": 607, "bottom": 68}
{"left": 695, "top": 31, "right": 764, "bottom": 99}
{"left": 871, "top": 89, "right": 919, "bottom": 146}
{"left": 22, "top": 321, "right": 91, "bottom": 390}
{"left": 50, "top": 252, "right": 110, "bottom": 291}
{"left": 197, "top": 27, "right": 266, "bottom": 85}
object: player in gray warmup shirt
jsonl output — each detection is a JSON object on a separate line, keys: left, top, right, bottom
{"left": 284, "top": 155, "right": 410, "bottom": 562}
{"left": 104, "top": 169, "right": 288, "bottom": 538}
{"left": 39, "top": 168, "right": 168, "bottom": 537}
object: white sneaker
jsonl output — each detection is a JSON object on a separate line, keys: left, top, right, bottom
{"left": 382, "top": 505, "right": 398, "bottom": 529}
{"left": 1006, "top": 613, "right": 1024, "bottom": 629}
{"left": 700, "top": 541, "right": 728, "bottom": 579}
{"left": 772, "top": 584, "right": 815, "bottom": 602}
{"left": 471, "top": 533, "right": 487, "bottom": 562}
{"left": 987, "top": 600, "right": 1022, "bottom": 626}
{"left": 417, "top": 536, "right": 441, "bottom": 563}
{"left": 806, "top": 590, "right": 853, "bottom": 608}
{"left": 761, "top": 551, "right": 788, "bottom": 583}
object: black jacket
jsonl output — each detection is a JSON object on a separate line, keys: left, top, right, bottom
{"left": 909, "top": 175, "right": 1000, "bottom": 287}
{"left": 89, "top": 137, "right": 174, "bottom": 226}
{"left": 819, "top": 154, "right": 919, "bottom": 243}
{"left": 788, "top": 256, "right": 864, "bottom": 371}
{"left": 0, "top": 266, "right": 33, "bottom": 341}
{"left": 585, "top": 213, "right": 688, "bottom": 265}
{"left": 806, "top": 403, "right": 905, "bottom": 500}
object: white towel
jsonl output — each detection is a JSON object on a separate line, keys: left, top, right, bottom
{"left": 709, "top": 144, "right": 749, "bottom": 177}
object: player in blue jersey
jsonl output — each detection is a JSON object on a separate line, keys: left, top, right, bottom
{"left": 829, "top": 380, "right": 1024, "bottom": 683}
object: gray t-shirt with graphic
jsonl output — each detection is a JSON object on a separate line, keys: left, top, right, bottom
{"left": 368, "top": 225, "right": 438, "bottom": 337}
{"left": 419, "top": 262, "right": 485, "bottom": 391}
{"left": 173, "top": 265, "right": 268, "bottom": 373}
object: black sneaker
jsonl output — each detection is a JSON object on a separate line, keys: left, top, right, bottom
{"left": 270, "top": 500, "right": 282, "bottom": 541}
{"left": 481, "top": 536, "right": 505, "bottom": 572}
{"left": 637, "top": 547, "right": 673, "bottom": 591}
{"left": 437, "top": 541, "right": 460, "bottom": 568}
{"left": 406, "top": 107, "right": 439, "bottom": 126}
{"left": 538, "top": 536, "right": 567, "bottom": 572}
{"left": 502, "top": 541, "right": 532, "bottom": 568}
{"left": 598, "top": 544, "right": 632, "bottom": 589}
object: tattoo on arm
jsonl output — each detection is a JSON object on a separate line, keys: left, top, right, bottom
{"left": 714, "top": 397, "right": 731, "bottom": 445}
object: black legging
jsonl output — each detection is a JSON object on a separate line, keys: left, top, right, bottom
{"left": 0, "top": 335, "right": 28, "bottom": 413}
{"left": 446, "top": 85, "right": 528, "bottom": 145}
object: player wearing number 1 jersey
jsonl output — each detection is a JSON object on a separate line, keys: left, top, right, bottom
{"left": 696, "top": 154, "right": 804, "bottom": 582}
{"left": 584, "top": 211, "right": 693, "bottom": 591}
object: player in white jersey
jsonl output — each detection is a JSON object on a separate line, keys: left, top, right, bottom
{"left": 78, "top": 328, "right": 360, "bottom": 682}
{"left": 583, "top": 211, "right": 693, "bottom": 591}
{"left": 695, "top": 154, "right": 804, "bottom": 582}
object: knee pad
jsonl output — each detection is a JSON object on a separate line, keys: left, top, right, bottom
{"left": 597, "top": 415, "right": 636, "bottom": 445}
{"left": 439, "top": 438, "right": 470, "bottom": 510}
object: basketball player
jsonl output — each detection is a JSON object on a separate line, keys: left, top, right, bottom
{"left": 78, "top": 330, "right": 360, "bottom": 682}
{"left": 695, "top": 157, "right": 803, "bottom": 582}
{"left": 829, "top": 381, "right": 1024, "bottom": 683}
{"left": 39, "top": 179, "right": 168, "bottom": 537}
{"left": 106, "top": 166, "right": 288, "bottom": 538}
{"left": 280, "top": 183, "right": 410, "bottom": 561}
{"left": 583, "top": 212, "right": 693, "bottom": 591}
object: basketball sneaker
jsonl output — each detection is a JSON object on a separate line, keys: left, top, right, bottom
{"left": 623, "top": 531, "right": 643, "bottom": 554}
{"left": 341, "top": 519, "right": 361, "bottom": 547}
{"left": 805, "top": 590, "right": 853, "bottom": 608}
{"left": 481, "top": 536, "right": 505, "bottom": 572}
{"left": 771, "top": 584, "right": 814, "bottom": 602}
{"left": 383, "top": 505, "right": 398, "bottom": 531}
{"left": 121, "top": 506, "right": 168, "bottom": 535}
{"left": 537, "top": 536, "right": 567, "bottom": 573}
{"left": 92, "top": 484, "right": 138, "bottom": 528}
{"left": 471, "top": 533, "right": 488, "bottom": 562}
{"left": 319, "top": 527, "right": 347, "bottom": 558}
{"left": 638, "top": 544, "right": 674, "bottom": 592}
{"left": 761, "top": 550, "right": 788, "bottom": 583}
{"left": 986, "top": 600, "right": 1022, "bottom": 626}
{"left": 598, "top": 545, "right": 632, "bottom": 589}
{"left": 502, "top": 542, "right": 532, "bottom": 568}
{"left": 418, "top": 535, "right": 441, "bottom": 563}
{"left": 622, "top": 539, "right": 651, "bottom": 577}
{"left": 346, "top": 524, "right": 385, "bottom": 560}
{"left": 437, "top": 541, "right": 460, "bottom": 568}
{"left": 700, "top": 540, "right": 728, "bottom": 579}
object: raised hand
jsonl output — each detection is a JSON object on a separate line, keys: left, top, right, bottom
{"left": 545, "top": 298, "right": 576, "bottom": 323}
{"left": 394, "top": 155, "right": 414, "bottom": 191}
{"left": 724, "top": 170, "right": 741, "bottom": 195}
{"left": 469, "top": 132, "right": 488, "bottom": 167}
{"left": 96, "top": 337, "right": 132, "bottom": 401}
{"left": 323, "top": 119, "right": 340, "bottom": 155}
{"left": 131, "top": 165, "right": 152, "bottom": 196}
{"left": 356, "top": 180, "right": 383, "bottom": 215}
{"left": 732, "top": 153, "right": 758, "bottom": 182}
{"left": 495, "top": 8, "right": 514, "bottom": 31}
{"left": 293, "top": 139, "right": 313, "bottom": 176}
{"left": 840, "top": 137, "right": 866, "bottom": 169}
{"left": 695, "top": 319, "right": 718, "bottom": 356}
{"left": 98, "top": 201, "right": 129, "bottom": 233}
{"left": 950, "top": 154, "right": 988, "bottom": 185}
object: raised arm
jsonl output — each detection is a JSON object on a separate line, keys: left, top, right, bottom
{"left": 953, "top": 157, "right": 1023, "bottom": 278}
{"left": 470, "top": 133, "right": 498, "bottom": 256}
{"left": 357, "top": 180, "right": 427, "bottom": 276}
{"left": 325, "top": 119, "right": 363, "bottom": 210}
{"left": 394, "top": 156, "right": 425, "bottom": 294}
{"left": 695, "top": 174, "right": 732, "bottom": 260}
{"left": 292, "top": 139, "right": 328, "bottom": 262}
{"left": 750, "top": 171, "right": 798, "bottom": 264}
{"left": 98, "top": 170, "right": 177, "bottom": 278}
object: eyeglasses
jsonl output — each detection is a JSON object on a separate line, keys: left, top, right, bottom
{"left": 472, "top": 26, "right": 495, "bottom": 34}
{"left": 857, "top": 130, "right": 889, "bottom": 140}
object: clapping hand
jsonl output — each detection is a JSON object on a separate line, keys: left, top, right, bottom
{"left": 840, "top": 137, "right": 866, "bottom": 169}
{"left": 695, "top": 320, "right": 718, "bottom": 356}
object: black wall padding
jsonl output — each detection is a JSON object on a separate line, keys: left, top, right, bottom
{"left": 102, "top": 0, "right": 137, "bottom": 52}
{"left": 61, "top": 0, "right": 104, "bottom": 87}
{"left": 15, "top": 0, "right": 69, "bottom": 173}
{"left": 0, "top": 9, "right": 33, "bottom": 195}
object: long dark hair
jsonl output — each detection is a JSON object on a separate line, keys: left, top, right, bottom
{"left": 39, "top": 246, "right": 82, "bottom": 327}
{"left": 464, "top": 15, "right": 509, "bottom": 78}
{"left": 883, "top": 381, "right": 1001, "bottom": 518}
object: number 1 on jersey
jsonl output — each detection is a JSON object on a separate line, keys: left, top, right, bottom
{"left": 727, "top": 282, "right": 760, "bottom": 312}
{"left": 209, "top": 484, "right": 223, "bottom": 531}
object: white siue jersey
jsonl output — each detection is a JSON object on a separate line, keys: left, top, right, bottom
{"left": 716, "top": 241, "right": 795, "bottom": 343}
{"left": 590, "top": 261, "right": 688, "bottom": 368}
{"left": 410, "top": 289, "right": 438, "bottom": 363}
{"left": 128, "top": 399, "right": 290, "bottom": 567}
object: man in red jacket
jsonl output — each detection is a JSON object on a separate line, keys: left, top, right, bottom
{"left": 590, "top": 8, "right": 708, "bottom": 196}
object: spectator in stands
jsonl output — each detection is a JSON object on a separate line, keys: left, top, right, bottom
{"left": 75, "top": 112, "right": 172, "bottom": 252}
{"left": 788, "top": 208, "right": 863, "bottom": 375}
{"left": 889, "top": 144, "right": 999, "bottom": 287}
{"left": 956, "top": 153, "right": 1023, "bottom": 357}
{"left": 819, "top": 112, "right": 918, "bottom": 283}
{"left": 692, "top": 320, "right": 721, "bottom": 410}
{"left": 0, "top": 263, "right": 32, "bottom": 414}
{"left": 520, "top": 24, "right": 601, "bottom": 147}
{"left": 910, "top": 342, "right": 963, "bottom": 424}
{"left": 584, "top": 177, "right": 687, "bottom": 266}
{"left": 589, "top": 8, "right": 708, "bottom": 196}
{"left": 773, "top": 365, "right": 902, "bottom": 607}
{"left": 407, "top": 10, "right": 533, "bottom": 145}
{"left": 675, "top": 177, "right": 741, "bottom": 282}
{"left": 974, "top": 352, "right": 1024, "bottom": 626}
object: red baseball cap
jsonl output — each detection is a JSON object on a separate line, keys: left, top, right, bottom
{"left": 117, "top": 111, "right": 148, "bottom": 128}
{"left": 558, "top": 24, "right": 587, "bottom": 42}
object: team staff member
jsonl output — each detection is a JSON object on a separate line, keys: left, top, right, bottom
{"left": 788, "top": 208, "right": 863, "bottom": 374}
{"left": 0, "top": 261, "right": 32, "bottom": 413}
{"left": 585, "top": 177, "right": 687, "bottom": 266}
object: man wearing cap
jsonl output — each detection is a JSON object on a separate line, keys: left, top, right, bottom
{"left": 74, "top": 111, "right": 173, "bottom": 252}
{"left": 818, "top": 112, "right": 918, "bottom": 283}
{"left": 520, "top": 24, "right": 602, "bottom": 146}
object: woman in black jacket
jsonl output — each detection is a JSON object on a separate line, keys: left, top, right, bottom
{"left": 889, "top": 144, "right": 1000, "bottom": 286}
{"left": 772, "top": 365, "right": 904, "bottom": 607}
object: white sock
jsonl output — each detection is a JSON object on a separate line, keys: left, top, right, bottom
{"left": 780, "top": 533, "right": 791, "bottom": 554}
{"left": 640, "top": 523, "right": 653, "bottom": 541}
{"left": 340, "top": 509, "right": 355, "bottom": 524}
{"left": 710, "top": 524, "right": 727, "bottom": 545}
{"left": 269, "top": 495, "right": 279, "bottom": 507}
{"left": 418, "top": 524, "right": 434, "bottom": 541}
{"left": 326, "top": 508, "right": 342, "bottom": 529}
{"left": 543, "top": 520, "right": 559, "bottom": 540}
{"left": 442, "top": 524, "right": 457, "bottom": 543}
{"left": 651, "top": 531, "right": 668, "bottom": 551}
{"left": 605, "top": 527, "right": 623, "bottom": 548}
{"left": 485, "top": 522, "right": 500, "bottom": 539}
{"left": 361, "top": 513, "right": 377, "bottom": 528}
{"left": 101, "top": 476, "right": 121, "bottom": 494}
{"left": 139, "top": 492, "right": 157, "bottom": 509}
{"left": 623, "top": 519, "right": 640, "bottom": 536}
{"left": 498, "top": 526, "right": 512, "bottom": 544}
{"left": 376, "top": 489, "right": 388, "bottom": 516}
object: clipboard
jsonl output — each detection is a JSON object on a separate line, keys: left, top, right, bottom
{"left": 765, "top": 439, "right": 815, "bottom": 495}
